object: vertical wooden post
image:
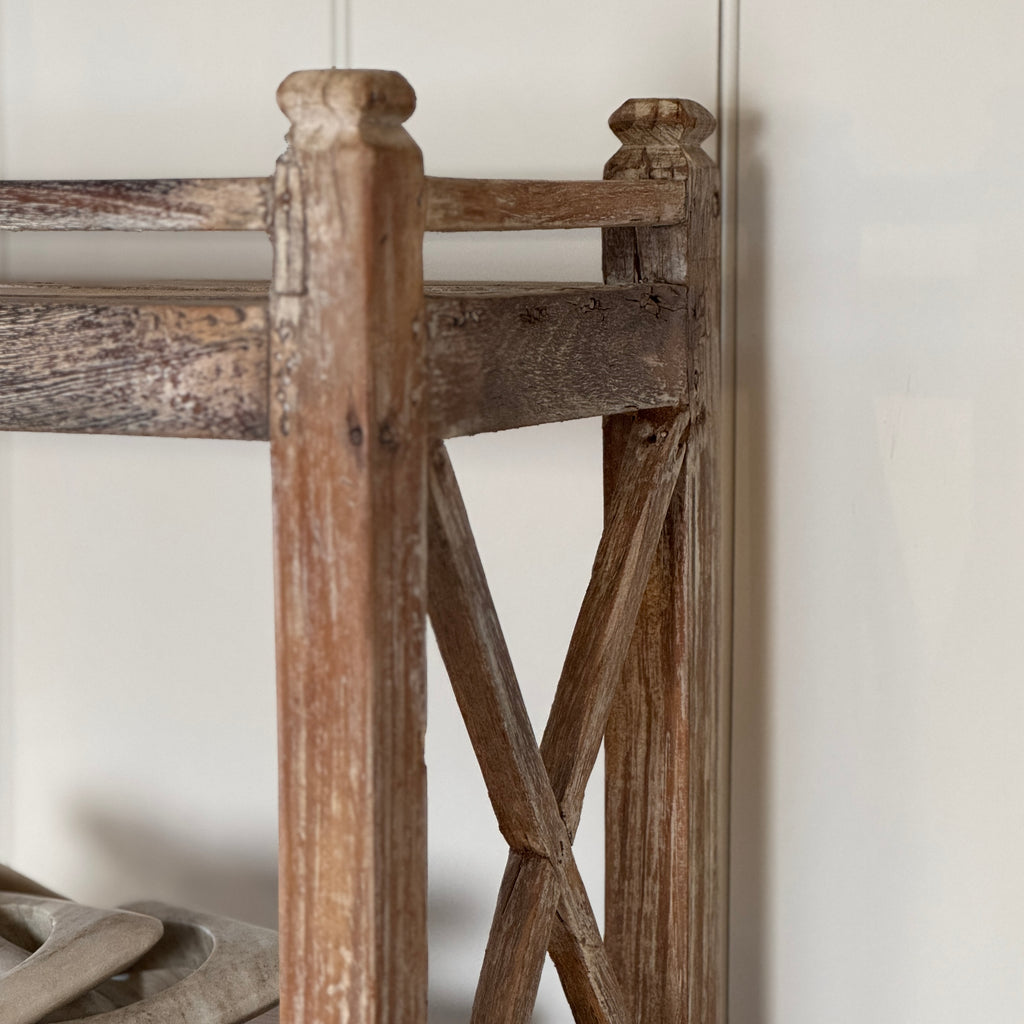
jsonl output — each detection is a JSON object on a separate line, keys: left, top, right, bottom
{"left": 269, "top": 70, "right": 428, "bottom": 1024}
{"left": 602, "top": 99, "right": 726, "bottom": 1024}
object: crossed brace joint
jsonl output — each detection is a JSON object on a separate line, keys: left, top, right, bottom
{"left": 427, "top": 405, "right": 690, "bottom": 1024}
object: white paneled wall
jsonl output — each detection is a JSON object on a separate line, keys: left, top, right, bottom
{"left": 11, "top": 2, "right": 1021, "bottom": 1021}
{"left": 0, "top": 0, "right": 331, "bottom": 923}
{"left": 0, "top": 3, "right": 719, "bottom": 1023}
{"left": 730, "top": 1, "right": 1024, "bottom": 1022}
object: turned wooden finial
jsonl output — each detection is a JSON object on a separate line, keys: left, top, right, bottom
{"left": 608, "top": 97, "right": 716, "bottom": 149}
{"left": 276, "top": 68, "right": 416, "bottom": 146}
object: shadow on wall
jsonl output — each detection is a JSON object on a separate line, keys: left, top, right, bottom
{"left": 70, "top": 804, "right": 279, "bottom": 929}
{"left": 68, "top": 803, "right": 525, "bottom": 1024}
{"left": 729, "top": 110, "right": 769, "bottom": 1024}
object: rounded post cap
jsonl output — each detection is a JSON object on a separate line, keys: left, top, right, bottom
{"left": 277, "top": 69, "right": 416, "bottom": 132}
{"left": 609, "top": 98, "right": 716, "bottom": 147}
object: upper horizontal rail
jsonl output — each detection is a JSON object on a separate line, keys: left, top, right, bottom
{"left": 0, "top": 177, "right": 687, "bottom": 232}
{"left": 423, "top": 178, "right": 687, "bottom": 231}
{"left": 0, "top": 178, "right": 271, "bottom": 231}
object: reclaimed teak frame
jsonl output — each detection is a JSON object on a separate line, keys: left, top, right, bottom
{"left": 0, "top": 70, "right": 728, "bottom": 1024}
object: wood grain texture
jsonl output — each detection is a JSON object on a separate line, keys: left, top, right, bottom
{"left": 427, "top": 283, "right": 687, "bottom": 437}
{"left": 602, "top": 97, "right": 727, "bottom": 1024}
{"left": 424, "top": 177, "right": 687, "bottom": 231}
{"left": 0, "top": 175, "right": 683, "bottom": 234}
{"left": 0, "top": 295, "right": 269, "bottom": 439}
{"left": 0, "top": 178, "right": 270, "bottom": 231}
{"left": 0, "top": 283, "right": 684, "bottom": 441}
{"left": 269, "top": 70, "right": 427, "bottom": 1024}
{"left": 539, "top": 406, "right": 690, "bottom": 837}
{"left": 426, "top": 443, "right": 628, "bottom": 1024}
{"left": 464, "top": 406, "right": 688, "bottom": 1024}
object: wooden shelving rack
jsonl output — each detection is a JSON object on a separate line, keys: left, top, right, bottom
{"left": 0, "top": 69, "right": 728, "bottom": 1024}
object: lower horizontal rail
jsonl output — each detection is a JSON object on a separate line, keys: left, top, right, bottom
{"left": 0, "top": 282, "right": 688, "bottom": 440}
{"left": 428, "top": 283, "right": 687, "bottom": 436}
{"left": 0, "top": 179, "right": 271, "bottom": 231}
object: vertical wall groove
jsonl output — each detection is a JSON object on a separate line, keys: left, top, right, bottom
{"left": 716, "top": 0, "right": 741, "bottom": 1017}
{"left": 0, "top": 0, "right": 15, "bottom": 863}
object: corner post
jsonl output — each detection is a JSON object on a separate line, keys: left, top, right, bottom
{"left": 602, "top": 99, "right": 726, "bottom": 1024}
{"left": 269, "top": 69, "right": 428, "bottom": 1024}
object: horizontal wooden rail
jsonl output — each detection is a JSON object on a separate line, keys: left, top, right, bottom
{"left": 424, "top": 178, "right": 688, "bottom": 231}
{"left": 0, "top": 291, "right": 271, "bottom": 437}
{"left": 0, "top": 177, "right": 686, "bottom": 232}
{"left": 0, "top": 179, "right": 271, "bottom": 231}
{"left": 0, "top": 282, "right": 687, "bottom": 439}
{"left": 427, "top": 283, "right": 686, "bottom": 435}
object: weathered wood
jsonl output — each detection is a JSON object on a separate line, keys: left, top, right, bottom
{"left": 539, "top": 406, "right": 690, "bottom": 834}
{"left": 0, "top": 282, "right": 684, "bottom": 441}
{"left": 0, "top": 893, "right": 163, "bottom": 1024}
{"left": 269, "top": 70, "right": 427, "bottom": 1024}
{"left": 426, "top": 443, "right": 629, "bottom": 1024}
{"left": 0, "top": 178, "right": 270, "bottom": 231}
{"left": 0, "top": 175, "right": 685, "bottom": 234}
{"left": 602, "top": 97, "right": 726, "bottom": 1024}
{"left": 0, "top": 281, "right": 269, "bottom": 299}
{"left": 0, "top": 295, "right": 269, "bottom": 439}
{"left": 472, "top": 853, "right": 560, "bottom": 1024}
{"left": 424, "top": 177, "right": 687, "bottom": 231}
{"left": 471, "top": 406, "right": 688, "bottom": 1023}
{"left": 427, "top": 283, "right": 687, "bottom": 438}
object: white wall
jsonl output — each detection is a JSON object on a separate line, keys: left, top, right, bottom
{"left": 729, "top": 1, "right": 1024, "bottom": 1022}
{"left": 8, "top": 2, "right": 1021, "bottom": 1022}
{"left": 0, "top": 3, "right": 718, "bottom": 1022}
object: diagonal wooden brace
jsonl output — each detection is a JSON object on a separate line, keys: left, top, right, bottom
{"left": 427, "top": 404, "right": 689, "bottom": 1024}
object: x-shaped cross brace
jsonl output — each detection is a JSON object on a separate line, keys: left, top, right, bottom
{"left": 427, "top": 406, "right": 689, "bottom": 1024}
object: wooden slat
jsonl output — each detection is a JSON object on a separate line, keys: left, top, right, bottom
{"left": 472, "top": 852, "right": 561, "bottom": 1024}
{"left": 0, "top": 176, "right": 684, "bottom": 234}
{"left": 0, "top": 282, "right": 686, "bottom": 441}
{"left": 424, "top": 177, "right": 688, "bottom": 231}
{"left": 602, "top": 97, "right": 727, "bottom": 1024}
{"left": 0, "top": 178, "right": 270, "bottom": 231}
{"left": 268, "top": 70, "right": 428, "bottom": 1024}
{"left": 0, "top": 296, "right": 269, "bottom": 439}
{"left": 427, "top": 283, "right": 687, "bottom": 437}
{"left": 540, "top": 405, "right": 690, "bottom": 837}
{"left": 426, "top": 442, "right": 628, "bottom": 1024}
{"left": 473, "top": 405, "right": 689, "bottom": 1024}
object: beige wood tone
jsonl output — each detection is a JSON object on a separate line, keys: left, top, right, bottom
{"left": 602, "top": 98, "right": 727, "bottom": 1024}
{"left": 0, "top": 69, "right": 724, "bottom": 1024}
{"left": 424, "top": 178, "right": 686, "bottom": 231}
{"left": 0, "top": 283, "right": 685, "bottom": 441}
{"left": 429, "top": 403, "right": 688, "bottom": 1024}
{"left": 427, "top": 442, "right": 628, "bottom": 1024}
{"left": 268, "top": 70, "right": 428, "bottom": 1024}
{"left": 0, "top": 177, "right": 683, "bottom": 234}
{"left": 0, "top": 292, "right": 269, "bottom": 439}
{"left": 427, "top": 283, "right": 686, "bottom": 437}
{"left": 0, "top": 179, "right": 270, "bottom": 231}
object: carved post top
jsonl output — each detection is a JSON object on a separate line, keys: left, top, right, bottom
{"left": 276, "top": 69, "right": 417, "bottom": 149}
{"left": 608, "top": 98, "right": 715, "bottom": 150}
